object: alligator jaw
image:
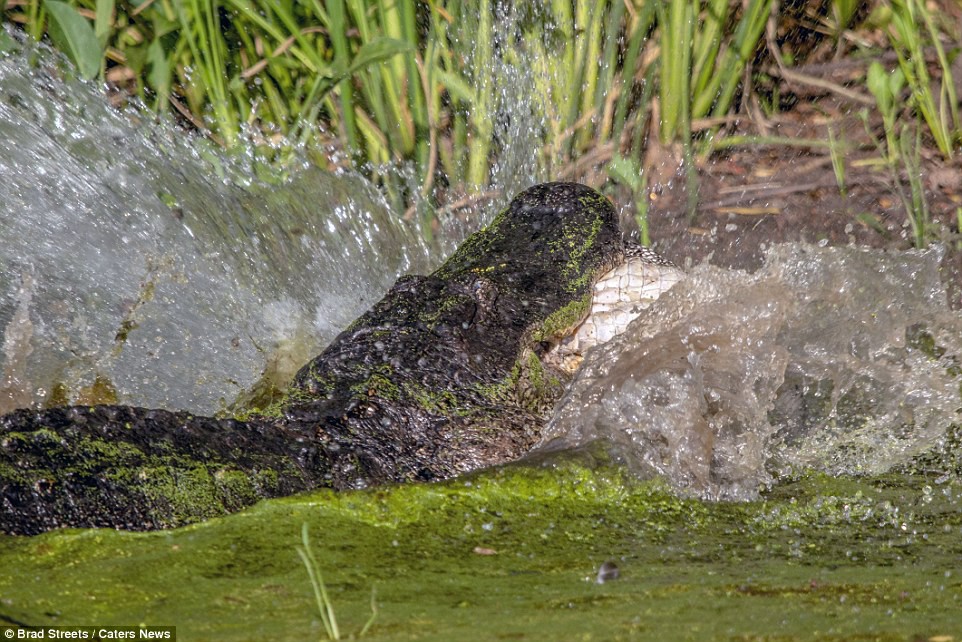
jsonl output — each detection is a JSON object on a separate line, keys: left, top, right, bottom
{"left": 544, "top": 252, "right": 686, "bottom": 373}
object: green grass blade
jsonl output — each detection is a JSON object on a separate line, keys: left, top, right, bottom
{"left": 43, "top": 0, "right": 102, "bottom": 79}
{"left": 613, "top": 2, "right": 655, "bottom": 137}
{"left": 398, "top": 0, "right": 427, "bottom": 166}
{"left": 326, "top": 0, "right": 357, "bottom": 153}
{"left": 226, "top": 0, "right": 325, "bottom": 72}
{"left": 146, "top": 37, "right": 171, "bottom": 110}
{"left": 607, "top": 154, "right": 650, "bottom": 244}
{"left": 696, "top": 0, "right": 772, "bottom": 120}
{"left": 359, "top": 586, "right": 378, "bottom": 637}
{"left": 917, "top": 0, "right": 960, "bottom": 149}
{"left": 435, "top": 68, "right": 474, "bottom": 104}
{"left": 298, "top": 523, "right": 340, "bottom": 640}
{"left": 658, "top": 0, "right": 694, "bottom": 142}
{"left": 690, "top": 0, "right": 728, "bottom": 107}
{"left": 346, "top": 38, "right": 413, "bottom": 76}
{"left": 899, "top": 124, "right": 930, "bottom": 247}
{"left": 573, "top": 0, "right": 603, "bottom": 149}
{"left": 467, "top": 0, "right": 493, "bottom": 187}
{"left": 94, "top": 0, "right": 113, "bottom": 46}
{"left": 594, "top": 0, "right": 625, "bottom": 140}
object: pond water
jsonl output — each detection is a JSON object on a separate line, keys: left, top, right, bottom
{"left": 2, "top": 462, "right": 960, "bottom": 640}
{"left": 1, "top": 29, "right": 960, "bottom": 641}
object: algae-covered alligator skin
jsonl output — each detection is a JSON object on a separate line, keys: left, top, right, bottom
{"left": 0, "top": 182, "right": 656, "bottom": 535}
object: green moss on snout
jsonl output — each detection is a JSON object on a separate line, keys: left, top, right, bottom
{"left": 552, "top": 212, "right": 606, "bottom": 292}
{"left": 532, "top": 292, "right": 591, "bottom": 344}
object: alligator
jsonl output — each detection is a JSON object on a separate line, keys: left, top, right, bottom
{"left": 0, "top": 182, "right": 683, "bottom": 535}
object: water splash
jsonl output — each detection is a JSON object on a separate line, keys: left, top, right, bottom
{"left": 0, "top": 17, "right": 581, "bottom": 417}
{"left": 0, "top": 39, "right": 446, "bottom": 415}
{"left": 542, "top": 244, "right": 962, "bottom": 499}
{"left": 3, "top": 30, "right": 959, "bottom": 497}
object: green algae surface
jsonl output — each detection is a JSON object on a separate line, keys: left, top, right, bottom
{"left": 1, "top": 456, "right": 960, "bottom": 641}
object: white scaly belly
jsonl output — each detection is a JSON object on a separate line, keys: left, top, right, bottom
{"left": 547, "top": 252, "right": 685, "bottom": 373}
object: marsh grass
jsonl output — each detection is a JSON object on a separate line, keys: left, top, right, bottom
{"left": 860, "top": 107, "right": 933, "bottom": 248}
{"left": 3, "top": 0, "right": 960, "bottom": 228}
{"left": 297, "top": 523, "right": 379, "bottom": 640}
{"left": 882, "top": 0, "right": 960, "bottom": 159}
{"left": 656, "top": 0, "right": 772, "bottom": 146}
{"left": 297, "top": 523, "right": 340, "bottom": 640}
{"left": 607, "top": 153, "right": 651, "bottom": 244}
{"left": 828, "top": 127, "right": 848, "bottom": 199}
{"left": 897, "top": 123, "right": 931, "bottom": 248}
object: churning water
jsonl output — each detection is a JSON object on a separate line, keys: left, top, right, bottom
{"left": 542, "top": 243, "right": 962, "bottom": 498}
{"left": 1, "top": 32, "right": 960, "bottom": 496}
{"left": 0, "top": 37, "right": 455, "bottom": 415}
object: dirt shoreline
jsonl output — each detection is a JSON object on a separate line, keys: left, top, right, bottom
{"left": 634, "top": 129, "right": 962, "bottom": 309}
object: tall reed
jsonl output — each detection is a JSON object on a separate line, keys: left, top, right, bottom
{"left": 883, "top": 0, "right": 960, "bottom": 159}
{"left": 5, "top": 0, "right": 957, "bottom": 216}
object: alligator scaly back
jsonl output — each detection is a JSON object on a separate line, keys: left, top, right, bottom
{"left": 0, "top": 182, "right": 626, "bottom": 534}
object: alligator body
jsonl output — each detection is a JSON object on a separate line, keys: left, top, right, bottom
{"left": 0, "top": 182, "right": 632, "bottom": 535}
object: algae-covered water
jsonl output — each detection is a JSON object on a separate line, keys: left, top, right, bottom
{"left": 2, "top": 455, "right": 961, "bottom": 640}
